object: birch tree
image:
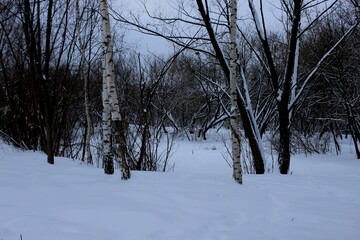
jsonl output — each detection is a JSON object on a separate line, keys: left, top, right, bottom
{"left": 195, "top": 0, "right": 265, "bottom": 174}
{"left": 100, "top": 0, "right": 130, "bottom": 179}
{"left": 110, "top": 0, "right": 266, "bottom": 174}
{"left": 229, "top": 0, "right": 242, "bottom": 183}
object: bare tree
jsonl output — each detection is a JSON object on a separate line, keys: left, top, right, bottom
{"left": 100, "top": 0, "right": 130, "bottom": 179}
{"left": 0, "top": 0, "right": 98, "bottom": 164}
{"left": 110, "top": 0, "right": 266, "bottom": 175}
{"left": 118, "top": 52, "right": 182, "bottom": 171}
{"left": 247, "top": 0, "right": 359, "bottom": 173}
{"left": 76, "top": 0, "right": 98, "bottom": 165}
{"left": 14, "top": 0, "right": 79, "bottom": 164}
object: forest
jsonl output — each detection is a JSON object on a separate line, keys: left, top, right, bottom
{"left": 0, "top": 0, "right": 359, "bottom": 183}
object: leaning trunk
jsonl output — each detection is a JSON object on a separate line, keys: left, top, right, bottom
{"left": 237, "top": 95, "right": 265, "bottom": 174}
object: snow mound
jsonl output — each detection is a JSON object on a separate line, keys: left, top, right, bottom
{"left": 1, "top": 138, "right": 360, "bottom": 240}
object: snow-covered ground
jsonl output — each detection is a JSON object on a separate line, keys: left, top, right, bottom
{"left": 1, "top": 135, "right": 360, "bottom": 240}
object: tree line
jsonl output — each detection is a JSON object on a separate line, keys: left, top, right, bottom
{"left": 0, "top": 0, "right": 359, "bottom": 183}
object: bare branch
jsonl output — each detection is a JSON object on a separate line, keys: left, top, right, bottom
{"left": 290, "top": 20, "right": 360, "bottom": 110}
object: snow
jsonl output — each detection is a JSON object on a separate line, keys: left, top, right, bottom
{"left": 248, "top": 0, "right": 265, "bottom": 40}
{"left": 1, "top": 135, "right": 360, "bottom": 240}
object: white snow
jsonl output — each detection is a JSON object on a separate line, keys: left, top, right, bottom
{"left": 248, "top": 0, "right": 265, "bottom": 40}
{"left": 1, "top": 135, "right": 360, "bottom": 240}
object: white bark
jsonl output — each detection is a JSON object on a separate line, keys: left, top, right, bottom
{"left": 102, "top": 58, "right": 112, "bottom": 169}
{"left": 100, "top": 0, "right": 116, "bottom": 174}
{"left": 100, "top": 0, "right": 130, "bottom": 179}
{"left": 229, "top": 0, "right": 242, "bottom": 184}
{"left": 100, "top": 0, "right": 121, "bottom": 121}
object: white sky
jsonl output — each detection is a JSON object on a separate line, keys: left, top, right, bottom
{"left": 111, "top": 0, "right": 173, "bottom": 55}
{"left": 110, "top": 0, "right": 335, "bottom": 55}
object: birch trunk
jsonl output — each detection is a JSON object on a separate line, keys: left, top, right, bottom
{"left": 76, "top": 0, "right": 93, "bottom": 165}
{"left": 102, "top": 58, "right": 114, "bottom": 174}
{"left": 196, "top": 0, "right": 265, "bottom": 175}
{"left": 229, "top": 0, "right": 242, "bottom": 184}
{"left": 100, "top": 0, "right": 130, "bottom": 179}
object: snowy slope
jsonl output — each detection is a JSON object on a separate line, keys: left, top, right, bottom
{"left": 1, "top": 137, "right": 360, "bottom": 240}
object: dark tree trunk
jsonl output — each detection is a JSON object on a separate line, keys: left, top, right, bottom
{"left": 103, "top": 153, "right": 114, "bottom": 175}
{"left": 196, "top": 0, "right": 265, "bottom": 174}
{"left": 237, "top": 95, "right": 265, "bottom": 174}
{"left": 22, "top": 0, "right": 56, "bottom": 164}
{"left": 249, "top": 0, "right": 302, "bottom": 174}
{"left": 278, "top": 101, "right": 291, "bottom": 174}
{"left": 113, "top": 120, "right": 130, "bottom": 180}
{"left": 352, "top": 136, "right": 360, "bottom": 159}
{"left": 137, "top": 122, "right": 149, "bottom": 170}
{"left": 44, "top": 0, "right": 55, "bottom": 164}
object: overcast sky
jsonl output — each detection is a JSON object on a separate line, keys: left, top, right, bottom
{"left": 110, "top": 0, "right": 334, "bottom": 55}
{"left": 111, "top": 0, "right": 283, "bottom": 54}
{"left": 111, "top": 0, "right": 172, "bottom": 55}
